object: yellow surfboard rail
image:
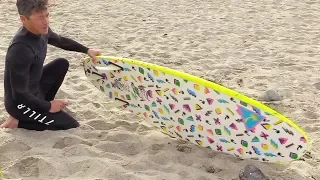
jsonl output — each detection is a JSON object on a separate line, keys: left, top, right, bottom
{"left": 0, "top": 169, "right": 3, "bottom": 180}
{"left": 84, "top": 55, "right": 310, "bottom": 151}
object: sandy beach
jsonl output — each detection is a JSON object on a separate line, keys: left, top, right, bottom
{"left": 0, "top": 0, "right": 320, "bottom": 179}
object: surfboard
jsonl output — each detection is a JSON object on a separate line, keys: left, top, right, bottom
{"left": 82, "top": 55, "right": 310, "bottom": 163}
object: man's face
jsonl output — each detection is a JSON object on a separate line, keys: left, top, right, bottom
{"left": 20, "top": 8, "right": 49, "bottom": 35}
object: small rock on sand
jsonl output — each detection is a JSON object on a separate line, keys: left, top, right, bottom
{"left": 314, "top": 82, "right": 320, "bottom": 90}
{"left": 261, "top": 89, "right": 283, "bottom": 101}
{"left": 239, "top": 165, "right": 269, "bottom": 180}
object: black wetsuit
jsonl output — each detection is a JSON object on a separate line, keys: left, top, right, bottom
{"left": 4, "top": 26, "right": 89, "bottom": 131}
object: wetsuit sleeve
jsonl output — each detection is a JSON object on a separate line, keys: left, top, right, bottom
{"left": 48, "top": 27, "right": 89, "bottom": 53}
{"left": 7, "top": 43, "right": 51, "bottom": 112}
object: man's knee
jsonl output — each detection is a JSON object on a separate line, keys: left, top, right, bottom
{"left": 47, "top": 110, "right": 79, "bottom": 130}
{"left": 63, "top": 118, "right": 80, "bottom": 130}
{"left": 55, "top": 58, "right": 69, "bottom": 72}
{"left": 70, "top": 120, "right": 80, "bottom": 128}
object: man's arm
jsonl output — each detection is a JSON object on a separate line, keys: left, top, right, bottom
{"left": 8, "top": 43, "right": 51, "bottom": 112}
{"left": 48, "top": 27, "right": 89, "bottom": 53}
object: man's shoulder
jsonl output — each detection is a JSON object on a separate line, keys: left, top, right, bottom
{"left": 8, "top": 27, "right": 40, "bottom": 54}
{"left": 5, "top": 27, "right": 37, "bottom": 62}
{"left": 10, "top": 27, "right": 32, "bottom": 46}
{"left": 5, "top": 42, "right": 36, "bottom": 65}
{"left": 7, "top": 41, "right": 36, "bottom": 61}
{"left": 8, "top": 40, "right": 34, "bottom": 53}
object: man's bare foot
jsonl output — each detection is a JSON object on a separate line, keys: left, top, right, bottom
{"left": 0, "top": 116, "right": 18, "bottom": 128}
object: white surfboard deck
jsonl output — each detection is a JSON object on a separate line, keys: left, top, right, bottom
{"left": 82, "top": 56, "right": 310, "bottom": 163}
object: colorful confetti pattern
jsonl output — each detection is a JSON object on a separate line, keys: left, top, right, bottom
{"left": 83, "top": 56, "right": 309, "bottom": 163}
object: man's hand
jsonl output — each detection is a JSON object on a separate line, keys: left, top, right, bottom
{"left": 87, "top": 49, "right": 101, "bottom": 64}
{"left": 49, "top": 99, "right": 68, "bottom": 113}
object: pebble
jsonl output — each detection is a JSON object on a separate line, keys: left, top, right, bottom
{"left": 314, "top": 82, "right": 320, "bottom": 90}
{"left": 261, "top": 89, "right": 283, "bottom": 101}
{"left": 239, "top": 165, "right": 269, "bottom": 180}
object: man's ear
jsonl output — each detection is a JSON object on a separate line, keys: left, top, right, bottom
{"left": 19, "top": 15, "right": 27, "bottom": 23}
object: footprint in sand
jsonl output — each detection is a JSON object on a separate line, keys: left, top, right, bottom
{"left": 66, "top": 159, "right": 105, "bottom": 176}
{"left": 70, "top": 75, "right": 81, "bottom": 81}
{"left": 92, "top": 102, "right": 101, "bottom": 108}
{"left": 103, "top": 131, "right": 139, "bottom": 142}
{"left": 6, "top": 157, "right": 56, "bottom": 178}
{"left": 80, "top": 132, "right": 105, "bottom": 139}
{"left": 66, "top": 159, "right": 139, "bottom": 179}
{"left": 177, "top": 171, "right": 190, "bottom": 179}
{"left": 73, "top": 84, "right": 89, "bottom": 91}
{"left": 62, "top": 144, "right": 101, "bottom": 157}
{"left": 52, "top": 137, "right": 92, "bottom": 149}
{"left": 100, "top": 152, "right": 124, "bottom": 161}
{"left": 126, "top": 36, "right": 136, "bottom": 42}
{"left": 0, "top": 155, "right": 10, "bottom": 168}
{"left": 176, "top": 144, "right": 192, "bottom": 153}
{"left": 112, "top": 120, "right": 154, "bottom": 133}
{"left": 86, "top": 120, "right": 118, "bottom": 131}
{"left": 143, "top": 143, "right": 172, "bottom": 166}
{"left": 69, "top": 63, "right": 78, "bottom": 70}
{"left": 150, "top": 143, "right": 166, "bottom": 152}
{"left": 303, "top": 110, "right": 319, "bottom": 120}
{"left": 77, "top": 109, "right": 99, "bottom": 120}
{"left": 116, "top": 120, "right": 154, "bottom": 133}
{"left": 147, "top": 152, "right": 173, "bottom": 167}
{"left": 95, "top": 141, "right": 142, "bottom": 156}
{"left": 137, "top": 52, "right": 151, "bottom": 58}
{"left": 0, "top": 140, "right": 31, "bottom": 153}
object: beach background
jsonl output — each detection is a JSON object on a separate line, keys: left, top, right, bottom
{"left": 0, "top": 0, "right": 320, "bottom": 179}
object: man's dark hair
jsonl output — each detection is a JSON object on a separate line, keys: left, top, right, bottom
{"left": 16, "top": 0, "right": 49, "bottom": 19}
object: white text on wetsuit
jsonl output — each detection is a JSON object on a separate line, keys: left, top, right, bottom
{"left": 17, "top": 104, "right": 55, "bottom": 125}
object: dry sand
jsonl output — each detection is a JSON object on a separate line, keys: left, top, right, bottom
{"left": 0, "top": 0, "right": 320, "bottom": 179}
